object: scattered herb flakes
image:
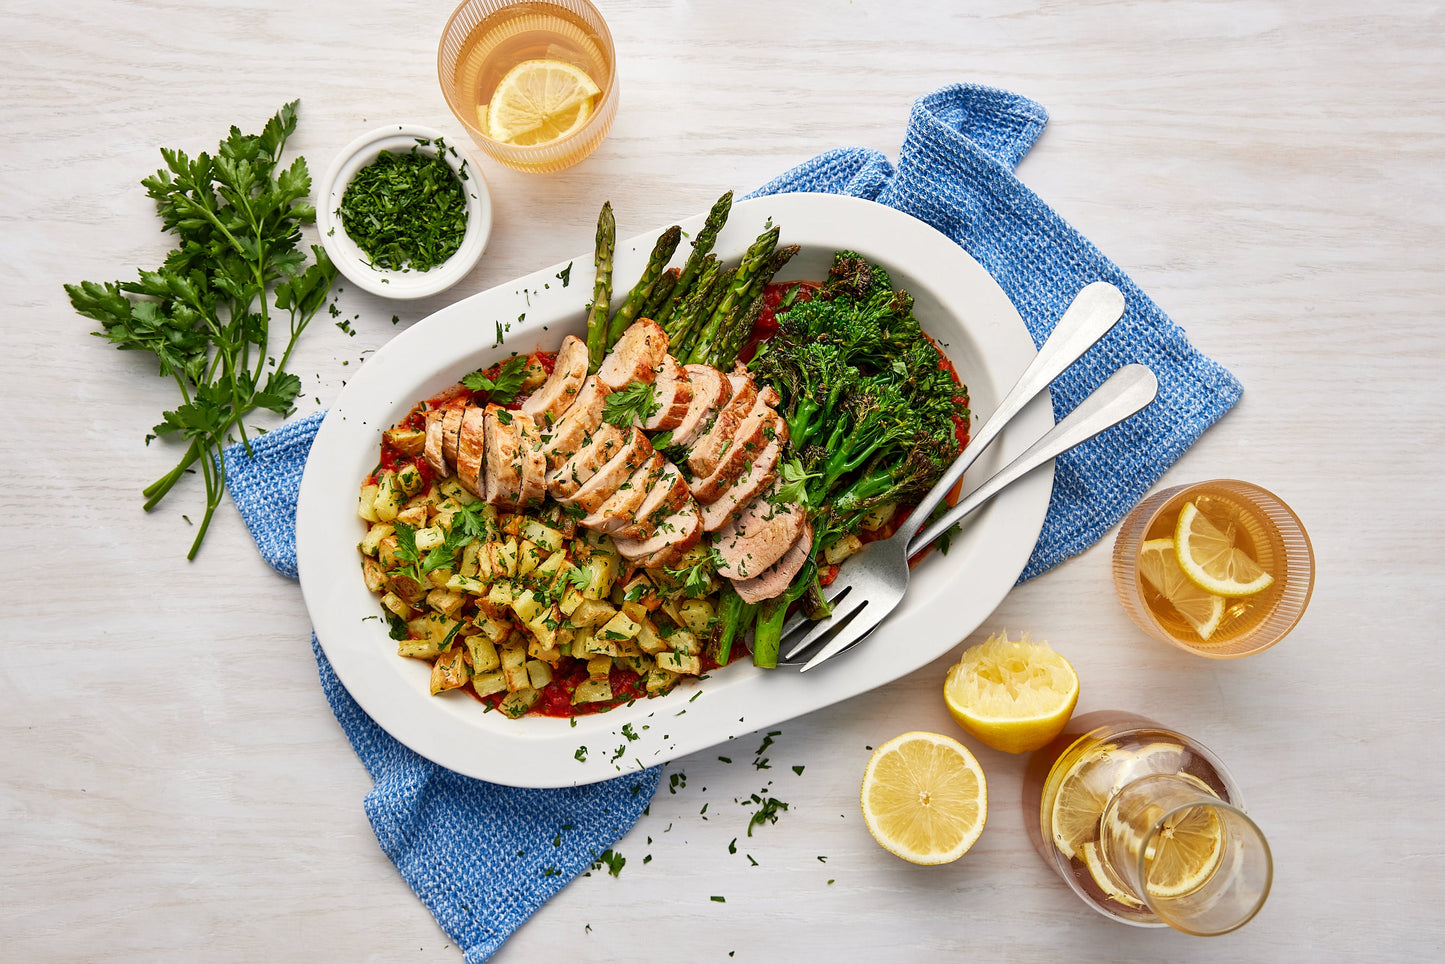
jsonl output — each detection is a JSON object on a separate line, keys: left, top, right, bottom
{"left": 718, "top": 756, "right": 732, "bottom": 764}
{"left": 727, "top": 838, "right": 737, "bottom": 854}
{"left": 574, "top": 746, "right": 588, "bottom": 762}
{"left": 337, "top": 138, "right": 468, "bottom": 272}
{"left": 557, "top": 262, "right": 573, "bottom": 286}
{"left": 817, "top": 855, "right": 828, "bottom": 863}
{"left": 792, "top": 765, "right": 805, "bottom": 776}
{"left": 710, "top": 895, "right": 726, "bottom": 903}
{"left": 591, "top": 849, "right": 626, "bottom": 877}
{"left": 668, "top": 771, "right": 687, "bottom": 794}
{"left": 642, "top": 854, "right": 652, "bottom": 864}
{"left": 747, "top": 854, "right": 758, "bottom": 867}
{"left": 746, "top": 794, "right": 789, "bottom": 836}
{"left": 495, "top": 320, "right": 505, "bottom": 345}
{"left": 621, "top": 723, "right": 640, "bottom": 742}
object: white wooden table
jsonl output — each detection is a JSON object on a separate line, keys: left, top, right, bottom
{"left": 4, "top": 1, "right": 1442, "bottom": 960}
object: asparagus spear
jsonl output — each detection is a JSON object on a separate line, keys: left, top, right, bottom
{"left": 655, "top": 190, "right": 733, "bottom": 326}
{"left": 712, "top": 243, "right": 801, "bottom": 369}
{"left": 584, "top": 201, "right": 615, "bottom": 372}
{"left": 685, "top": 225, "right": 778, "bottom": 365}
{"left": 641, "top": 267, "right": 681, "bottom": 320}
{"left": 664, "top": 255, "right": 721, "bottom": 348}
{"left": 713, "top": 585, "right": 755, "bottom": 666}
{"left": 608, "top": 224, "right": 682, "bottom": 346}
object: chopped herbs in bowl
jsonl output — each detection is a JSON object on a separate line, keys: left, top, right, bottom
{"left": 317, "top": 124, "right": 492, "bottom": 299}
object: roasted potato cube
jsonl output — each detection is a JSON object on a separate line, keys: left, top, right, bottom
{"left": 445, "top": 573, "right": 486, "bottom": 595}
{"left": 387, "top": 572, "right": 427, "bottom": 606}
{"left": 471, "top": 670, "right": 507, "bottom": 698}
{"left": 472, "top": 611, "right": 512, "bottom": 645}
{"left": 426, "top": 588, "right": 466, "bottom": 619}
{"left": 373, "top": 471, "right": 402, "bottom": 522}
{"left": 635, "top": 619, "right": 668, "bottom": 655}
{"left": 359, "top": 522, "right": 394, "bottom": 557}
{"left": 572, "top": 678, "right": 613, "bottom": 705}
{"left": 425, "top": 568, "right": 454, "bottom": 590}
{"left": 824, "top": 533, "right": 863, "bottom": 566}
{"left": 397, "top": 636, "right": 442, "bottom": 659}
{"left": 357, "top": 484, "right": 380, "bottom": 523}
{"left": 645, "top": 668, "right": 680, "bottom": 695}
{"left": 860, "top": 502, "right": 897, "bottom": 532}
{"left": 568, "top": 598, "right": 615, "bottom": 628}
{"left": 395, "top": 462, "right": 425, "bottom": 497}
{"left": 516, "top": 539, "right": 542, "bottom": 577}
{"left": 499, "top": 687, "right": 539, "bottom": 718}
{"left": 559, "top": 585, "right": 585, "bottom": 617}
{"left": 596, "top": 611, "right": 641, "bottom": 642}
{"left": 383, "top": 425, "right": 427, "bottom": 457}
{"left": 525, "top": 660, "right": 554, "bottom": 690}
{"left": 586, "top": 655, "right": 613, "bottom": 680}
{"left": 519, "top": 518, "right": 565, "bottom": 555}
{"left": 429, "top": 646, "right": 470, "bottom": 694}
{"left": 620, "top": 654, "right": 654, "bottom": 676}
{"left": 655, "top": 650, "right": 701, "bottom": 676}
{"left": 499, "top": 642, "right": 529, "bottom": 691}
{"left": 438, "top": 477, "right": 478, "bottom": 506}
{"left": 459, "top": 541, "right": 482, "bottom": 577}
{"left": 520, "top": 354, "right": 550, "bottom": 391}
{"left": 678, "top": 599, "right": 716, "bottom": 635}
{"left": 414, "top": 525, "right": 445, "bottom": 552}
{"left": 621, "top": 574, "right": 662, "bottom": 611}
{"left": 380, "top": 591, "right": 413, "bottom": 620}
{"left": 466, "top": 635, "right": 500, "bottom": 673}
{"left": 361, "top": 555, "right": 387, "bottom": 593}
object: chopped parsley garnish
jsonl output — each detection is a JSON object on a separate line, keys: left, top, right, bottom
{"left": 461, "top": 354, "right": 529, "bottom": 403}
{"left": 336, "top": 138, "right": 469, "bottom": 272}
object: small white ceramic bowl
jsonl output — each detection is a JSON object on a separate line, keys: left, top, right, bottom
{"left": 316, "top": 124, "right": 492, "bottom": 300}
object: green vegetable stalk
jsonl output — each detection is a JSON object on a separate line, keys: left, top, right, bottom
{"left": 607, "top": 223, "right": 681, "bottom": 346}
{"left": 654, "top": 190, "right": 732, "bottom": 326}
{"left": 65, "top": 101, "right": 337, "bottom": 559}
{"left": 585, "top": 200, "right": 616, "bottom": 372}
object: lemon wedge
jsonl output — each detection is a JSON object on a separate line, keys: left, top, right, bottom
{"left": 1081, "top": 841, "right": 1145, "bottom": 909}
{"left": 483, "top": 59, "right": 600, "bottom": 146}
{"left": 1174, "top": 500, "right": 1275, "bottom": 597}
{"left": 860, "top": 732, "right": 987, "bottom": 865}
{"left": 1138, "top": 538, "right": 1226, "bottom": 640}
{"left": 943, "top": 630, "right": 1079, "bottom": 754}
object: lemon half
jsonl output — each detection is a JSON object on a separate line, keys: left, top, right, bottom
{"left": 860, "top": 731, "right": 988, "bottom": 865}
{"left": 944, "top": 630, "right": 1079, "bottom": 754}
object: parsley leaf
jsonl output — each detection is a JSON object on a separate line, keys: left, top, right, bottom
{"left": 601, "top": 380, "right": 660, "bottom": 427}
{"left": 462, "top": 355, "right": 529, "bottom": 404}
{"left": 773, "top": 458, "right": 820, "bottom": 508}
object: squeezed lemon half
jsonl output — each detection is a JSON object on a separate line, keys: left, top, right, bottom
{"left": 943, "top": 630, "right": 1079, "bottom": 754}
{"left": 860, "top": 732, "right": 987, "bottom": 865}
{"left": 1174, "top": 500, "right": 1275, "bottom": 598}
{"left": 482, "top": 59, "right": 601, "bottom": 146}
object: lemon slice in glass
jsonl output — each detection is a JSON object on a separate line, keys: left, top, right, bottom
{"left": 943, "top": 630, "right": 1079, "bottom": 754}
{"left": 1143, "top": 804, "right": 1226, "bottom": 899}
{"left": 483, "top": 59, "right": 601, "bottom": 146}
{"left": 1174, "top": 500, "right": 1275, "bottom": 597}
{"left": 1138, "top": 538, "right": 1227, "bottom": 640}
{"left": 1050, "top": 742, "right": 1126, "bottom": 859}
{"left": 1081, "top": 841, "right": 1145, "bottom": 909}
{"left": 860, "top": 732, "right": 987, "bottom": 865}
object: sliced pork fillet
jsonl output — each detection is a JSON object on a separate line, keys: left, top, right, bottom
{"left": 520, "top": 334, "right": 588, "bottom": 428}
{"left": 689, "top": 409, "right": 784, "bottom": 505}
{"left": 423, "top": 409, "right": 451, "bottom": 478}
{"left": 713, "top": 489, "right": 807, "bottom": 581}
{"left": 514, "top": 412, "right": 547, "bottom": 508}
{"left": 613, "top": 503, "right": 703, "bottom": 569}
{"left": 558, "top": 427, "right": 654, "bottom": 514}
{"left": 699, "top": 437, "right": 783, "bottom": 532}
{"left": 733, "top": 521, "right": 813, "bottom": 604}
{"left": 597, "top": 319, "right": 668, "bottom": 391}
{"left": 441, "top": 405, "right": 466, "bottom": 467}
{"left": 454, "top": 406, "right": 488, "bottom": 495}
{"left": 541, "top": 376, "right": 610, "bottom": 471}
{"left": 609, "top": 462, "right": 692, "bottom": 540}
{"left": 581, "top": 453, "right": 667, "bottom": 530}
{"left": 547, "top": 422, "right": 625, "bottom": 501}
{"left": 669, "top": 364, "right": 733, "bottom": 450}
{"left": 482, "top": 404, "right": 525, "bottom": 508}
{"left": 641, "top": 355, "right": 693, "bottom": 431}
{"left": 685, "top": 382, "right": 773, "bottom": 480}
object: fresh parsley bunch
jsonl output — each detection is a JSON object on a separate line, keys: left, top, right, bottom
{"left": 65, "top": 102, "right": 337, "bottom": 558}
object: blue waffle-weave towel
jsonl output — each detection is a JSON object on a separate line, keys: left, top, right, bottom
{"left": 224, "top": 82, "right": 1240, "bottom": 961}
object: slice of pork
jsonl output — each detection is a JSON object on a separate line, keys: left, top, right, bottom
{"left": 713, "top": 489, "right": 807, "bottom": 581}
{"left": 608, "top": 462, "right": 692, "bottom": 540}
{"left": 669, "top": 364, "right": 733, "bottom": 449}
{"left": 520, "top": 334, "right": 589, "bottom": 428}
{"left": 558, "top": 427, "right": 654, "bottom": 514}
{"left": 581, "top": 453, "right": 667, "bottom": 530}
{"left": 733, "top": 521, "right": 813, "bottom": 604}
{"left": 597, "top": 319, "right": 668, "bottom": 391}
{"left": 481, "top": 404, "right": 524, "bottom": 508}
{"left": 513, "top": 411, "right": 547, "bottom": 508}
{"left": 613, "top": 503, "right": 703, "bottom": 569}
{"left": 547, "top": 422, "right": 625, "bottom": 501}
{"left": 541, "top": 376, "right": 610, "bottom": 471}
{"left": 641, "top": 355, "right": 693, "bottom": 432}
{"left": 684, "top": 381, "right": 773, "bottom": 480}
{"left": 440, "top": 405, "right": 466, "bottom": 468}
{"left": 699, "top": 437, "right": 784, "bottom": 532}
{"left": 422, "top": 409, "right": 451, "bottom": 478}
{"left": 453, "top": 406, "right": 488, "bottom": 495}
{"left": 690, "top": 409, "right": 784, "bottom": 505}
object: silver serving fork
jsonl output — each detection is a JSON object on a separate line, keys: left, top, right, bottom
{"left": 779, "top": 281, "right": 1142, "bottom": 670}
